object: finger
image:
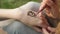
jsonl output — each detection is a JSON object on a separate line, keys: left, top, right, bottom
{"left": 39, "top": 13, "right": 49, "bottom": 26}
{"left": 38, "top": 0, "right": 55, "bottom": 14}
{"left": 37, "top": 12, "right": 45, "bottom": 18}
{"left": 38, "top": 1, "right": 47, "bottom": 14}
{"left": 46, "top": 0, "right": 55, "bottom": 7}
{"left": 37, "top": 12, "right": 50, "bottom": 28}
{"left": 38, "top": 21, "right": 49, "bottom": 28}
{"left": 44, "top": 5, "right": 51, "bottom": 14}
{"left": 40, "top": 18, "right": 49, "bottom": 26}
{"left": 44, "top": 0, "right": 55, "bottom": 14}
{"left": 37, "top": 18, "right": 49, "bottom": 28}
{"left": 38, "top": 14, "right": 50, "bottom": 28}
{"left": 47, "top": 27, "right": 56, "bottom": 32}
{"left": 38, "top": 0, "right": 52, "bottom": 14}
{"left": 44, "top": 0, "right": 57, "bottom": 18}
{"left": 42, "top": 28, "right": 49, "bottom": 34}
{"left": 33, "top": 26, "right": 42, "bottom": 32}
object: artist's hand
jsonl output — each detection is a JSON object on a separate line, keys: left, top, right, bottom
{"left": 32, "top": 12, "right": 49, "bottom": 32}
{"left": 36, "top": 12, "right": 55, "bottom": 33}
{"left": 16, "top": 0, "right": 57, "bottom": 32}
{"left": 17, "top": 10, "right": 49, "bottom": 32}
{"left": 42, "top": 28, "right": 50, "bottom": 34}
{"left": 38, "top": 0, "right": 57, "bottom": 12}
{"left": 38, "top": 0, "right": 59, "bottom": 18}
{"left": 37, "top": 0, "right": 58, "bottom": 33}
{"left": 42, "top": 27, "right": 55, "bottom": 34}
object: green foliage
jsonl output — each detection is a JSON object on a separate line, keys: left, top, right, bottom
{"left": 0, "top": 0, "right": 41, "bottom": 9}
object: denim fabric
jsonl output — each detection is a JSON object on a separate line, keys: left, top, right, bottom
{"left": 3, "top": 21, "right": 42, "bottom": 34}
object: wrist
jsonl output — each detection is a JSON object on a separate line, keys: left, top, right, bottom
{"left": 13, "top": 9, "right": 22, "bottom": 20}
{"left": 11, "top": 9, "right": 20, "bottom": 19}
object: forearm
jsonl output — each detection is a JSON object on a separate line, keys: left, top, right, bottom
{"left": 0, "top": 9, "right": 19, "bottom": 19}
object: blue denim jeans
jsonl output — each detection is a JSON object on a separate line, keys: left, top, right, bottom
{"left": 3, "top": 21, "right": 42, "bottom": 34}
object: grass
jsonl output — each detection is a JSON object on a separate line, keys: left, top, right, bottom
{"left": 0, "top": 0, "right": 42, "bottom": 9}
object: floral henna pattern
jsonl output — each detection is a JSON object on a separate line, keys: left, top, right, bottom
{"left": 27, "top": 11, "right": 36, "bottom": 17}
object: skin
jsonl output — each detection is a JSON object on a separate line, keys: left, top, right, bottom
{"left": 38, "top": 0, "right": 60, "bottom": 19}
{"left": 38, "top": 0, "right": 60, "bottom": 34}
{"left": 42, "top": 27, "right": 55, "bottom": 34}
{"left": 0, "top": 3, "right": 49, "bottom": 32}
{"left": 0, "top": 9, "right": 19, "bottom": 19}
{"left": 0, "top": 0, "right": 59, "bottom": 33}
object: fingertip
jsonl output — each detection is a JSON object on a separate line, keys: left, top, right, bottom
{"left": 42, "top": 28, "right": 49, "bottom": 34}
{"left": 47, "top": 27, "right": 55, "bottom": 32}
{"left": 33, "top": 26, "right": 42, "bottom": 32}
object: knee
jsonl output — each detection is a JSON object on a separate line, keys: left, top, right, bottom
{"left": 8, "top": 21, "right": 24, "bottom": 30}
{"left": 3, "top": 21, "right": 25, "bottom": 31}
{"left": 3, "top": 21, "right": 26, "bottom": 34}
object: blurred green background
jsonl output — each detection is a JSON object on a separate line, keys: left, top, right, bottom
{"left": 0, "top": 0, "right": 41, "bottom": 9}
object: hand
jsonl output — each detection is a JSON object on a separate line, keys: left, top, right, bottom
{"left": 16, "top": 1, "right": 50, "bottom": 32}
{"left": 42, "top": 27, "right": 55, "bottom": 34}
{"left": 37, "top": 12, "right": 55, "bottom": 33}
{"left": 42, "top": 28, "right": 50, "bottom": 34}
{"left": 32, "top": 12, "right": 50, "bottom": 32}
{"left": 17, "top": 10, "right": 49, "bottom": 32}
{"left": 38, "top": 0, "right": 60, "bottom": 18}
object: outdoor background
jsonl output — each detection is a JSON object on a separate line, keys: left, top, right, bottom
{"left": 0, "top": 0, "right": 42, "bottom": 9}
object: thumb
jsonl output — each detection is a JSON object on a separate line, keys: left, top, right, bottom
{"left": 42, "top": 28, "right": 49, "bottom": 34}
{"left": 47, "top": 27, "right": 55, "bottom": 32}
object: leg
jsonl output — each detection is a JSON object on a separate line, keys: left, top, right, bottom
{"left": 3, "top": 21, "right": 42, "bottom": 34}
